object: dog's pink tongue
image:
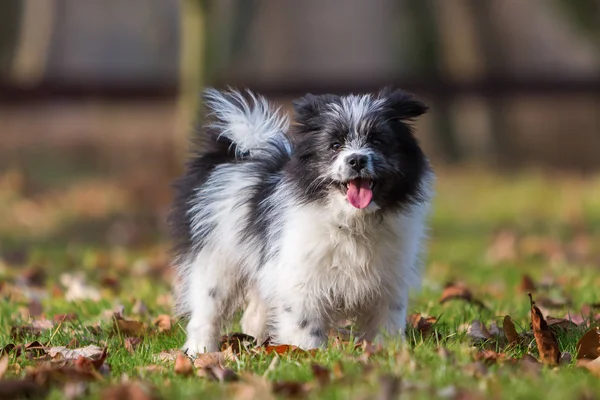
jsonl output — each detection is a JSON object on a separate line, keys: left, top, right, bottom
{"left": 346, "top": 179, "right": 373, "bottom": 209}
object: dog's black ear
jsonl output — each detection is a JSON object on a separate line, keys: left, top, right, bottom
{"left": 379, "top": 88, "right": 428, "bottom": 121}
{"left": 293, "top": 94, "right": 340, "bottom": 130}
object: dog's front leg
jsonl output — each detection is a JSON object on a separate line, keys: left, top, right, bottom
{"left": 359, "top": 289, "right": 408, "bottom": 344}
{"left": 270, "top": 292, "right": 327, "bottom": 350}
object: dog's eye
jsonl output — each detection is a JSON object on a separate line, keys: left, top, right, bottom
{"left": 331, "top": 142, "right": 342, "bottom": 152}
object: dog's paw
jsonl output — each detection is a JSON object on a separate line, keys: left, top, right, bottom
{"left": 182, "top": 338, "right": 218, "bottom": 357}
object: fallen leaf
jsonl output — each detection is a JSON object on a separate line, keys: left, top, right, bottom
{"left": 0, "top": 379, "right": 44, "bottom": 399}
{"left": 272, "top": 381, "right": 308, "bottom": 397}
{"left": 113, "top": 316, "right": 145, "bottom": 337}
{"left": 536, "top": 296, "right": 571, "bottom": 309}
{"left": 27, "top": 300, "right": 43, "bottom": 317}
{"left": 60, "top": 273, "right": 101, "bottom": 302}
{"left": 519, "top": 275, "right": 537, "bottom": 293}
{"left": 0, "top": 356, "right": 8, "bottom": 379}
{"left": 124, "top": 337, "right": 143, "bottom": 355}
{"left": 53, "top": 313, "right": 78, "bottom": 323}
{"left": 102, "top": 382, "right": 159, "bottom": 400}
{"left": 440, "top": 282, "right": 486, "bottom": 309}
{"left": 261, "top": 345, "right": 308, "bottom": 356}
{"left": 467, "top": 320, "right": 492, "bottom": 342}
{"left": 174, "top": 353, "right": 193, "bottom": 376}
{"left": 408, "top": 314, "right": 437, "bottom": 337}
{"left": 228, "top": 373, "right": 275, "bottom": 400}
{"left": 503, "top": 316, "right": 520, "bottom": 344}
{"left": 153, "top": 350, "right": 179, "bottom": 363}
{"left": 545, "top": 317, "right": 578, "bottom": 331}
{"left": 152, "top": 315, "right": 172, "bottom": 333}
{"left": 310, "top": 363, "right": 330, "bottom": 386}
{"left": 203, "top": 365, "right": 238, "bottom": 382}
{"left": 220, "top": 333, "right": 255, "bottom": 353}
{"left": 47, "top": 345, "right": 104, "bottom": 361}
{"left": 193, "top": 352, "right": 225, "bottom": 369}
{"left": 576, "top": 327, "right": 600, "bottom": 360}
{"left": 530, "top": 293, "right": 560, "bottom": 366}
{"left": 475, "top": 350, "right": 506, "bottom": 365}
{"left": 579, "top": 356, "right": 600, "bottom": 377}
{"left": 332, "top": 361, "right": 344, "bottom": 379}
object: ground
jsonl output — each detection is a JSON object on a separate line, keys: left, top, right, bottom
{"left": 1, "top": 167, "right": 600, "bottom": 399}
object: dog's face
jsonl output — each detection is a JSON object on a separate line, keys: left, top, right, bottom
{"left": 289, "top": 88, "right": 429, "bottom": 213}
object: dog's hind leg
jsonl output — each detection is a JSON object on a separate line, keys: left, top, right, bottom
{"left": 241, "top": 289, "right": 268, "bottom": 344}
{"left": 182, "top": 251, "right": 235, "bottom": 356}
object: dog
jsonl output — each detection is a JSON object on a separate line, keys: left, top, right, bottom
{"left": 169, "top": 88, "right": 434, "bottom": 355}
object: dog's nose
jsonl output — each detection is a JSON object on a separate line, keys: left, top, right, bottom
{"left": 346, "top": 154, "right": 368, "bottom": 172}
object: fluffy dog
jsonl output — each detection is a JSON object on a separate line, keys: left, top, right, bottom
{"left": 169, "top": 88, "right": 434, "bottom": 355}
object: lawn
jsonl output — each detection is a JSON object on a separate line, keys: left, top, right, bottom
{"left": 1, "top": 168, "right": 600, "bottom": 399}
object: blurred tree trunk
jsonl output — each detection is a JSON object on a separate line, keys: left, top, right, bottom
{"left": 0, "top": 1, "right": 22, "bottom": 78}
{"left": 406, "top": 0, "right": 461, "bottom": 164}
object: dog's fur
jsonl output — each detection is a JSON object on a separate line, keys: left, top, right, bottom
{"left": 169, "top": 88, "right": 434, "bottom": 355}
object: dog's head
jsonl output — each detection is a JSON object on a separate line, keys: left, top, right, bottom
{"left": 289, "top": 88, "right": 430, "bottom": 213}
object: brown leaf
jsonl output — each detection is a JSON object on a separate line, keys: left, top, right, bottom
{"left": 503, "top": 315, "right": 520, "bottom": 344}
{"left": 545, "top": 317, "right": 578, "bottom": 331}
{"left": 102, "top": 382, "right": 159, "bottom": 400}
{"left": 475, "top": 350, "right": 506, "bottom": 365}
{"left": 220, "top": 333, "right": 256, "bottom": 353}
{"left": 310, "top": 364, "right": 330, "bottom": 386}
{"left": 408, "top": 314, "right": 437, "bottom": 337}
{"left": 0, "top": 379, "right": 44, "bottom": 399}
{"left": 53, "top": 313, "right": 78, "bottom": 323}
{"left": 467, "top": 320, "right": 493, "bottom": 342}
{"left": 152, "top": 315, "right": 172, "bottom": 333}
{"left": 124, "top": 337, "right": 142, "bottom": 355}
{"left": 519, "top": 274, "right": 537, "bottom": 293}
{"left": 113, "top": 316, "right": 145, "bottom": 337}
{"left": 530, "top": 293, "right": 560, "bottom": 366}
{"left": 0, "top": 356, "right": 8, "bottom": 379}
{"left": 272, "top": 381, "right": 308, "bottom": 397}
{"left": 332, "top": 361, "right": 344, "bottom": 379}
{"left": 193, "top": 352, "right": 225, "bottom": 369}
{"left": 535, "top": 296, "right": 571, "bottom": 309}
{"left": 203, "top": 365, "right": 238, "bottom": 382}
{"left": 174, "top": 353, "right": 193, "bottom": 376}
{"left": 11, "top": 320, "right": 53, "bottom": 340}
{"left": 261, "top": 345, "right": 308, "bottom": 356}
{"left": 576, "top": 327, "right": 600, "bottom": 360}
{"left": 579, "top": 356, "right": 600, "bottom": 377}
{"left": 47, "top": 345, "right": 104, "bottom": 361}
{"left": 439, "top": 282, "right": 486, "bottom": 309}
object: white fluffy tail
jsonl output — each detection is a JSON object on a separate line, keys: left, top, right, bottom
{"left": 203, "top": 88, "right": 291, "bottom": 156}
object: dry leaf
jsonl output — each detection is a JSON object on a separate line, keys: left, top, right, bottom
{"left": 174, "top": 353, "right": 193, "bottom": 376}
{"left": 0, "top": 379, "right": 43, "bottom": 399}
{"left": 113, "top": 317, "right": 145, "bottom": 337}
{"left": 576, "top": 327, "right": 600, "bottom": 360}
{"left": 124, "top": 337, "right": 142, "bottom": 355}
{"left": 203, "top": 365, "right": 238, "bottom": 382}
{"left": 272, "top": 381, "right": 309, "bottom": 397}
{"left": 194, "top": 352, "right": 225, "bottom": 369}
{"left": 579, "top": 356, "right": 600, "bottom": 377}
{"left": 503, "top": 316, "right": 520, "bottom": 344}
{"left": 545, "top": 317, "right": 578, "bottom": 331}
{"left": 152, "top": 315, "right": 172, "bottom": 333}
{"left": 228, "top": 373, "right": 275, "bottom": 400}
{"left": 60, "top": 273, "right": 101, "bottom": 302}
{"left": 261, "top": 345, "right": 308, "bottom": 356}
{"left": 53, "top": 313, "right": 78, "bottom": 323}
{"left": 408, "top": 314, "right": 437, "bottom": 337}
{"left": 153, "top": 350, "right": 179, "bottom": 363}
{"left": 0, "top": 355, "right": 9, "bottom": 379}
{"left": 47, "top": 345, "right": 104, "bottom": 361}
{"left": 475, "top": 350, "right": 506, "bottom": 365}
{"left": 220, "top": 333, "right": 255, "bottom": 353}
{"left": 102, "top": 382, "right": 159, "bottom": 400}
{"left": 519, "top": 275, "right": 537, "bottom": 293}
{"left": 467, "top": 320, "right": 493, "bottom": 342}
{"left": 440, "top": 282, "right": 486, "bottom": 309}
{"left": 530, "top": 293, "right": 560, "bottom": 366}
{"left": 311, "top": 364, "right": 330, "bottom": 386}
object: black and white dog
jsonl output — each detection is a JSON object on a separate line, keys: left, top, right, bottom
{"left": 169, "top": 88, "right": 434, "bottom": 355}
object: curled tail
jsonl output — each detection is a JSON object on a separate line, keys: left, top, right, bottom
{"left": 203, "top": 88, "right": 291, "bottom": 158}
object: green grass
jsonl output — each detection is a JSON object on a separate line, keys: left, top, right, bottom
{"left": 1, "top": 169, "right": 600, "bottom": 399}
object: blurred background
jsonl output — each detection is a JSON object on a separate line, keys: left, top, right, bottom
{"left": 0, "top": 0, "right": 599, "bottom": 272}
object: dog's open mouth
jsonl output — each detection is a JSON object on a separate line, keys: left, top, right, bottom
{"left": 341, "top": 178, "right": 375, "bottom": 209}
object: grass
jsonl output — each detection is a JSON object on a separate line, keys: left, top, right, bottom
{"left": 1, "top": 167, "right": 600, "bottom": 399}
